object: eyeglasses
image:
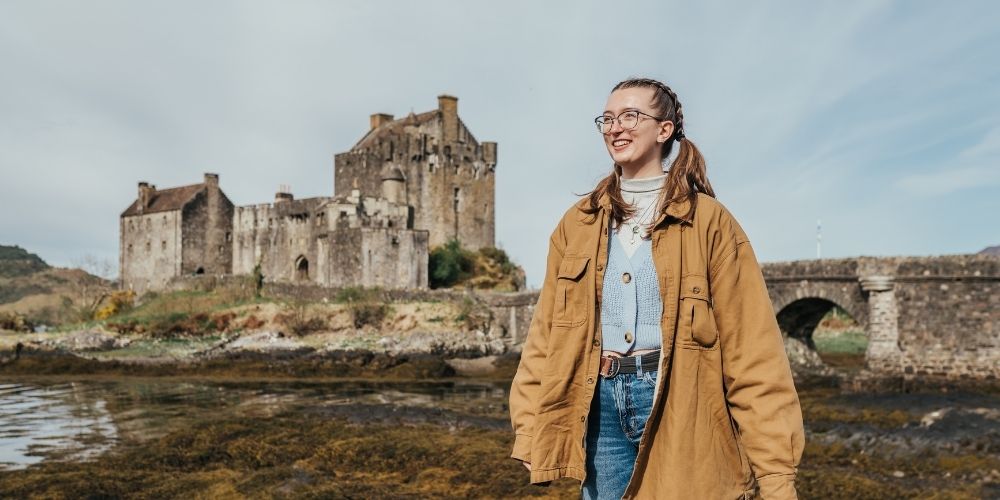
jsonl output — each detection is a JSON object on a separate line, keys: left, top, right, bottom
{"left": 594, "top": 109, "right": 666, "bottom": 134}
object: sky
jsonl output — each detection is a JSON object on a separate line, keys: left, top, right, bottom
{"left": 1, "top": 0, "right": 998, "bottom": 289}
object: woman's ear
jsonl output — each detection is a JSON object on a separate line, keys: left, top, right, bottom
{"left": 657, "top": 121, "right": 675, "bottom": 143}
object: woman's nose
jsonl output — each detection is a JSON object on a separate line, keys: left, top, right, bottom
{"left": 609, "top": 118, "right": 625, "bottom": 134}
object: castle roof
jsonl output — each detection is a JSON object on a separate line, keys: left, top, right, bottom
{"left": 351, "top": 110, "right": 438, "bottom": 150}
{"left": 121, "top": 184, "right": 204, "bottom": 217}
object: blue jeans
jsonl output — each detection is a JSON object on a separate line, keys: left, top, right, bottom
{"left": 581, "top": 363, "right": 658, "bottom": 500}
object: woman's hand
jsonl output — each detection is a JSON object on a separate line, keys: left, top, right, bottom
{"left": 522, "top": 461, "right": 531, "bottom": 471}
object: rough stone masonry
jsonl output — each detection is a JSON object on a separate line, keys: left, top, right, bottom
{"left": 120, "top": 95, "right": 497, "bottom": 295}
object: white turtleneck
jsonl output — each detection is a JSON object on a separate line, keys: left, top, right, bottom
{"left": 614, "top": 169, "right": 668, "bottom": 258}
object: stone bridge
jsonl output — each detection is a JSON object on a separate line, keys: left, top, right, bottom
{"left": 762, "top": 254, "right": 999, "bottom": 379}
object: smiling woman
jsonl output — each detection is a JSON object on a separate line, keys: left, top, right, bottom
{"left": 509, "top": 77, "right": 804, "bottom": 500}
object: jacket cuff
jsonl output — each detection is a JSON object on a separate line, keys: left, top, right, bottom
{"left": 757, "top": 473, "right": 797, "bottom": 500}
{"left": 511, "top": 434, "right": 532, "bottom": 463}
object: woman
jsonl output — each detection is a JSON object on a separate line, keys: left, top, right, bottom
{"left": 508, "top": 77, "right": 804, "bottom": 499}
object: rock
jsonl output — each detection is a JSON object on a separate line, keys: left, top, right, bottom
{"left": 445, "top": 355, "right": 499, "bottom": 376}
{"left": 224, "top": 331, "right": 306, "bottom": 352}
{"left": 892, "top": 470, "right": 905, "bottom": 478}
{"left": 920, "top": 408, "right": 951, "bottom": 428}
{"left": 58, "top": 331, "right": 122, "bottom": 351}
{"left": 784, "top": 337, "right": 836, "bottom": 377}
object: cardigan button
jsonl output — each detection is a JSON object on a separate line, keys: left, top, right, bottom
{"left": 624, "top": 330, "right": 633, "bottom": 343}
{"left": 622, "top": 272, "right": 631, "bottom": 284}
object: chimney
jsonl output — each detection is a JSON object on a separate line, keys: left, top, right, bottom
{"left": 204, "top": 172, "right": 219, "bottom": 188}
{"left": 482, "top": 141, "right": 497, "bottom": 167}
{"left": 438, "top": 94, "right": 458, "bottom": 144}
{"left": 138, "top": 182, "right": 154, "bottom": 212}
{"left": 275, "top": 184, "right": 293, "bottom": 203}
{"left": 370, "top": 113, "right": 394, "bottom": 131}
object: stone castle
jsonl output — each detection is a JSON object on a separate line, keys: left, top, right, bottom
{"left": 120, "top": 95, "right": 497, "bottom": 294}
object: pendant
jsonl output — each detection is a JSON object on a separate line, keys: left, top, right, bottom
{"left": 630, "top": 225, "right": 639, "bottom": 244}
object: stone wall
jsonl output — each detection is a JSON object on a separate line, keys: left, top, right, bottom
{"left": 120, "top": 211, "right": 182, "bottom": 294}
{"left": 334, "top": 95, "right": 497, "bottom": 252}
{"left": 166, "top": 275, "right": 538, "bottom": 348}
{"left": 763, "top": 254, "right": 1000, "bottom": 380}
{"left": 893, "top": 255, "right": 1000, "bottom": 379}
{"left": 180, "top": 187, "right": 234, "bottom": 276}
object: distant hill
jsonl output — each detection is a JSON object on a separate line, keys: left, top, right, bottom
{"left": 980, "top": 245, "right": 1000, "bottom": 256}
{"left": 0, "top": 244, "right": 50, "bottom": 278}
{"left": 0, "top": 244, "right": 110, "bottom": 325}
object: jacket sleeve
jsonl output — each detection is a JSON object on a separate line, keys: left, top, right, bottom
{"left": 509, "top": 222, "right": 565, "bottom": 463}
{"left": 708, "top": 206, "right": 805, "bottom": 500}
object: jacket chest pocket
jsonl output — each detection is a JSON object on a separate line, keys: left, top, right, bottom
{"left": 678, "top": 273, "right": 719, "bottom": 350}
{"left": 553, "top": 255, "right": 590, "bottom": 327}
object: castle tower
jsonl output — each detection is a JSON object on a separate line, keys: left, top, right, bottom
{"left": 333, "top": 95, "right": 497, "bottom": 251}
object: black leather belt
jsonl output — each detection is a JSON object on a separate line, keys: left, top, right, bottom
{"left": 599, "top": 349, "right": 661, "bottom": 378}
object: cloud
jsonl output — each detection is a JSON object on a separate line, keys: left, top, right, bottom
{"left": 1, "top": 0, "right": 999, "bottom": 288}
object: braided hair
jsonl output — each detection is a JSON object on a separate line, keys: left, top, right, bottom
{"left": 581, "top": 77, "right": 715, "bottom": 231}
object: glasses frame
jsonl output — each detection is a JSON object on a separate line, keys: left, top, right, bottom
{"left": 594, "top": 109, "right": 667, "bottom": 134}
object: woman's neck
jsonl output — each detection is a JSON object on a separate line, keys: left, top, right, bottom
{"left": 618, "top": 158, "right": 666, "bottom": 179}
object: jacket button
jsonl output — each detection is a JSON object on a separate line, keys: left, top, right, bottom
{"left": 597, "top": 264, "right": 603, "bottom": 271}
{"left": 593, "top": 338, "right": 600, "bottom": 347}
{"left": 580, "top": 415, "right": 586, "bottom": 422}
{"left": 622, "top": 272, "right": 631, "bottom": 284}
{"left": 692, "top": 286, "right": 701, "bottom": 294}
{"left": 587, "top": 377, "right": 594, "bottom": 384}
{"left": 624, "top": 330, "right": 633, "bottom": 343}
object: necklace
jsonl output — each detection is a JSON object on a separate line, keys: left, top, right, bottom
{"left": 620, "top": 199, "right": 659, "bottom": 244}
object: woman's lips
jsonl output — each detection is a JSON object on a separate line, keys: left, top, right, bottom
{"left": 612, "top": 139, "right": 632, "bottom": 151}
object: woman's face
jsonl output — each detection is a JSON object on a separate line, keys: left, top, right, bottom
{"left": 601, "top": 87, "right": 674, "bottom": 169}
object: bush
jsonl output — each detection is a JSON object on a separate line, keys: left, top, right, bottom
{"left": 429, "top": 239, "right": 475, "bottom": 289}
{"left": 277, "top": 302, "right": 328, "bottom": 336}
{"left": 478, "top": 246, "right": 516, "bottom": 274}
{"left": 454, "top": 296, "right": 492, "bottom": 332}
{"left": 351, "top": 302, "right": 388, "bottom": 329}
{"left": 94, "top": 290, "right": 136, "bottom": 320}
{"left": 0, "top": 311, "right": 34, "bottom": 332}
{"left": 332, "top": 286, "right": 388, "bottom": 329}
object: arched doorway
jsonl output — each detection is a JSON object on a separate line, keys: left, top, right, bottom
{"left": 195, "top": 267, "right": 205, "bottom": 275}
{"left": 295, "top": 256, "right": 309, "bottom": 282}
{"left": 776, "top": 298, "right": 868, "bottom": 373}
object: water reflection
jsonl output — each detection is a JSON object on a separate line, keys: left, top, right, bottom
{"left": 0, "top": 382, "right": 117, "bottom": 469}
{"left": 0, "top": 379, "right": 510, "bottom": 470}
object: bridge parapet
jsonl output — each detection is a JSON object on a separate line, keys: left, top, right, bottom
{"left": 761, "top": 254, "right": 1000, "bottom": 380}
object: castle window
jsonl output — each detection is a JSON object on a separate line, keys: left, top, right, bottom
{"left": 145, "top": 241, "right": 151, "bottom": 252}
{"left": 162, "top": 215, "right": 167, "bottom": 226}
{"left": 161, "top": 240, "right": 167, "bottom": 250}
{"left": 127, "top": 244, "right": 133, "bottom": 255}
{"left": 226, "top": 232, "right": 232, "bottom": 242}
{"left": 218, "top": 245, "right": 224, "bottom": 254}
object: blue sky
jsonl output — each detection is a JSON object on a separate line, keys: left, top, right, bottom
{"left": 1, "top": 1, "right": 997, "bottom": 288}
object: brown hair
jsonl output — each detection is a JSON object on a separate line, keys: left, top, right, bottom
{"left": 580, "top": 77, "right": 715, "bottom": 234}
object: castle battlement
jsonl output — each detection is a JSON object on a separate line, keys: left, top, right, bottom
{"left": 120, "top": 95, "right": 493, "bottom": 294}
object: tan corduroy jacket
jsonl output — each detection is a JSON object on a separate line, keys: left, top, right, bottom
{"left": 509, "top": 191, "right": 804, "bottom": 499}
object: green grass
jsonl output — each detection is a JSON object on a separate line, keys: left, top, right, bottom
{"left": 814, "top": 329, "right": 868, "bottom": 355}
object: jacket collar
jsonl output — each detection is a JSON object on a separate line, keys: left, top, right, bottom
{"left": 596, "top": 191, "right": 693, "bottom": 226}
